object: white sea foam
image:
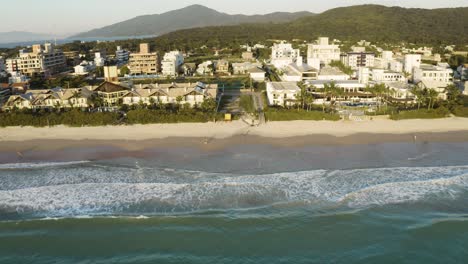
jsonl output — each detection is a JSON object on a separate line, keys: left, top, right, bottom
{"left": 0, "top": 161, "right": 90, "bottom": 170}
{"left": 0, "top": 165, "right": 467, "bottom": 218}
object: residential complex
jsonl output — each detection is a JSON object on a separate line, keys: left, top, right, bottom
{"left": 307, "top": 37, "right": 341, "bottom": 66}
{"left": 3, "top": 80, "right": 217, "bottom": 110}
{"left": 128, "top": 43, "right": 160, "bottom": 75}
{"left": 5, "top": 43, "right": 66, "bottom": 77}
{"left": 115, "top": 46, "right": 130, "bottom": 64}
{"left": 271, "top": 42, "right": 300, "bottom": 69}
{"left": 341, "top": 52, "right": 375, "bottom": 69}
{"left": 161, "top": 51, "right": 184, "bottom": 77}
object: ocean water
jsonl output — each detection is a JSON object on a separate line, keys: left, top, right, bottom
{"left": 0, "top": 142, "right": 468, "bottom": 263}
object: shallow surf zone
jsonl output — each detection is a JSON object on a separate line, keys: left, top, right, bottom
{"left": 0, "top": 161, "right": 467, "bottom": 221}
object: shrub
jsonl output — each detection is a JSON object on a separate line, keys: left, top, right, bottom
{"left": 264, "top": 108, "right": 340, "bottom": 121}
{"left": 389, "top": 107, "right": 450, "bottom": 120}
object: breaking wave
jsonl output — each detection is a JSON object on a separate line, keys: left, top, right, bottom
{"left": 0, "top": 162, "right": 467, "bottom": 220}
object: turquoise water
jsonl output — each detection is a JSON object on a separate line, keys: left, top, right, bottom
{"left": 0, "top": 143, "right": 467, "bottom": 263}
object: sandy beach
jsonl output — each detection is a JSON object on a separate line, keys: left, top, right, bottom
{"left": 0, "top": 117, "right": 467, "bottom": 142}
{"left": 0, "top": 117, "right": 467, "bottom": 159}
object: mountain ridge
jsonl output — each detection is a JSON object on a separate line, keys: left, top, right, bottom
{"left": 71, "top": 5, "right": 315, "bottom": 38}
{"left": 152, "top": 4, "right": 468, "bottom": 46}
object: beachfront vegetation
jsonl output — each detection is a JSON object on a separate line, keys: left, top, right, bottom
{"left": 389, "top": 107, "right": 450, "bottom": 120}
{"left": 0, "top": 109, "right": 120, "bottom": 127}
{"left": 264, "top": 108, "right": 340, "bottom": 121}
{"left": 0, "top": 97, "right": 220, "bottom": 127}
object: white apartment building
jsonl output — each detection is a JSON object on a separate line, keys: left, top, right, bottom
{"left": 341, "top": 52, "right": 375, "bottom": 69}
{"left": 370, "top": 69, "right": 406, "bottom": 83}
{"left": 413, "top": 63, "right": 453, "bottom": 85}
{"left": 307, "top": 37, "right": 341, "bottom": 66}
{"left": 115, "top": 46, "right": 130, "bottom": 64}
{"left": 404, "top": 54, "right": 422, "bottom": 74}
{"left": 94, "top": 52, "right": 106, "bottom": 67}
{"left": 6, "top": 43, "right": 66, "bottom": 77}
{"left": 389, "top": 61, "right": 404, "bottom": 73}
{"left": 271, "top": 42, "right": 300, "bottom": 69}
{"left": 266, "top": 82, "right": 300, "bottom": 107}
{"left": 161, "top": 51, "right": 184, "bottom": 77}
{"left": 6, "top": 58, "right": 18, "bottom": 74}
{"left": 414, "top": 63, "right": 453, "bottom": 98}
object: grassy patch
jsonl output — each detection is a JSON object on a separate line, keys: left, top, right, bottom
{"left": 239, "top": 95, "right": 255, "bottom": 113}
{"left": 452, "top": 106, "right": 468, "bottom": 117}
{"left": 389, "top": 107, "right": 450, "bottom": 120}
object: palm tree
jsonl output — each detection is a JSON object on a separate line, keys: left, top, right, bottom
{"left": 426, "top": 89, "right": 439, "bottom": 110}
{"left": 296, "top": 82, "right": 308, "bottom": 110}
{"left": 176, "top": 96, "right": 183, "bottom": 111}
{"left": 411, "top": 87, "right": 425, "bottom": 110}
{"left": 445, "top": 84, "right": 462, "bottom": 110}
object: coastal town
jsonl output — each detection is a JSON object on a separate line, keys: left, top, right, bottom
{"left": 0, "top": 35, "right": 467, "bottom": 126}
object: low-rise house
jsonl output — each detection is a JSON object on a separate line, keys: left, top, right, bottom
{"left": 2, "top": 88, "right": 90, "bottom": 110}
{"left": 8, "top": 72, "right": 29, "bottom": 84}
{"left": 242, "top": 51, "right": 254, "bottom": 61}
{"left": 85, "top": 82, "right": 130, "bottom": 106}
{"left": 305, "top": 80, "right": 371, "bottom": 104}
{"left": 215, "top": 60, "right": 230, "bottom": 74}
{"left": 386, "top": 82, "right": 416, "bottom": 101}
{"left": 232, "top": 62, "right": 262, "bottom": 75}
{"left": 122, "top": 82, "right": 217, "bottom": 107}
{"left": 249, "top": 67, "right": 266, "bottom": 82}
{"left": 74, "top": 61, "right": 96, "bottom": 75}
{"left": 317, "top": 67, "right": 350, "bottom": 81}
{"left": 370, "top": 69, "right": 406, "bottom": 83}
{"left": 266, "top": 82, "right": 300, "bottom": 107}
{"left": 282, "top": 62, "right": 318, "bottom": 82}
{"left": 10, "top": 82, "right": 30, "bottom": 94}
{"left": 3, "top": 93, "right": 34, "bottom": 110}
{"left": 196, "top": 61, "right": 214, "bottom": 76}
{"left": 182, "top": 63, "right": 197, "bottom": 76}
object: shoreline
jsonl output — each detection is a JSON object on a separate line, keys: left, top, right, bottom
{"left": 0, "top": 117, "right": 467, "bottom": 142}
{"left": 0, "top": 118, "right": 468, "bottom": 162}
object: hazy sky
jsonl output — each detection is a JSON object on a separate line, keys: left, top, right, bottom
{"left": 1, "top": 0, "right": 467, "bottom": 35}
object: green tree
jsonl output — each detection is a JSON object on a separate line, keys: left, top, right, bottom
{"left": 120, "top": 66, "right": 130, "bottom": 76}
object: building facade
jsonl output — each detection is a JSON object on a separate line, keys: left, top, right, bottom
{"left": 342, "top": 52, "right": 375, "bottom": 69}
{"left": 161, "top": 51, "right": 184, "bottom": 77}
{"left": 271, "top": 42, "right": 300, "bottom": 69}
{"left": 307, "top": 37, "right": 341, "bottom": 66}
{"left": 6, "top": 43, "right": 66, "bottom": 77}
{"left": 128, "top": 43, "right": 160, "bottom": 75}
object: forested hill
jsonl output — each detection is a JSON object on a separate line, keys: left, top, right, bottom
{"left": 154, "top": 5, "right": 468, "bottom": 47}
{"left": 72, "top": 5, "right": 314, "bottom": 38}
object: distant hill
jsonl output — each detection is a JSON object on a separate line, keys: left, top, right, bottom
{"left": 71, "top": 5, "right": 314, "bottom": 38}
{"left": 0, "top": 31, "right": 57, "bottom": 44}
{"left": 154, "top": 5, "right": 468, "bottom": 46}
